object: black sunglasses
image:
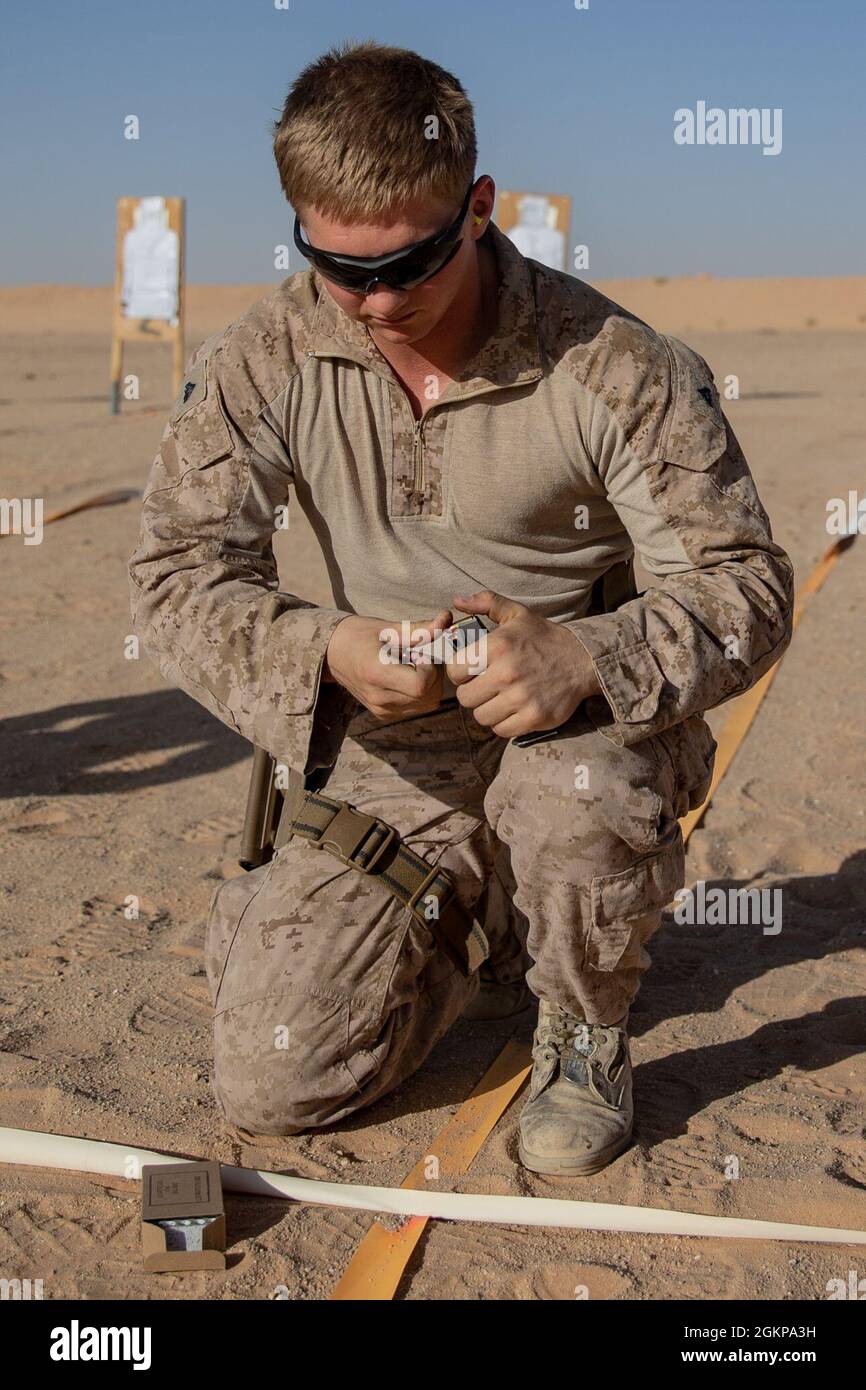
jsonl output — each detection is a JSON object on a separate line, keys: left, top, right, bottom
{"left": 293, "top": 181, "right": 476, "bottom": 293}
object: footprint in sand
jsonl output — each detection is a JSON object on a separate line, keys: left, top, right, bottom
{"left": 0, "top": 953, "right": 69, "bottom": 987}
{"left": 128, "top": 980, "right": 210, "bottom": 1036}
{"left": 46, "top": 897, "right": 171, "bottom": 962}
{"left": 1, "top": 800, "right": 91, "bottom": 836}
{"left": 181, "top": 814, "right": 239, "bottom": 845}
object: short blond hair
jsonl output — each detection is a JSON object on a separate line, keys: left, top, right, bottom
{"left": 273, "top": 40, "right": 477, "bottom": 222}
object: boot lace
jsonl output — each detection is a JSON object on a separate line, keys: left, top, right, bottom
{"left": 536, "top": 1006, "right": 594, "bottom": 1061}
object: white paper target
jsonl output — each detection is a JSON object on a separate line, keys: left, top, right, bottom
{"left": 121, "top": 196, "right": 179, "bottom": 321}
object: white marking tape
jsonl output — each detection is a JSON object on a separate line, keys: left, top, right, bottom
{"left": 1, "top": 1127, "right": 863, "bottom": 1245}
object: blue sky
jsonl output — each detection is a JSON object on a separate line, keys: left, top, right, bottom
{"left": 1, "top": 0, "right": 863, "bottom": 283}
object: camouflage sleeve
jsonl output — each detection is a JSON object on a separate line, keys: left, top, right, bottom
{"left": 567, "top": 332, "right": 794, "bottom": 746}
{"left": 128, "top": 334, "right": 356, "bottom": 774}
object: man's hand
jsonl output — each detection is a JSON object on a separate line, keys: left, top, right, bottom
{"left": 324, "top": 608, "right": 453, "bottom": 719}
{"left": 445, "top": 590, "right": 602, "bottom": 739}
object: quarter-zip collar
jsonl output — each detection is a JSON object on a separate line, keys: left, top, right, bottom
{"left": 306, "top": 221, "right": 544, "bottom": 401}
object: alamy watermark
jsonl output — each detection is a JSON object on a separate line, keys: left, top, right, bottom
{"left": 673, "top": 880, "right": 782, "bottom": 935}
{"left": 1, "top": 1277, "right": 43, "bottom": 1300}
{"left": 674, "top": 102, "right": 782, "bottom": 157}
{"left": 826, "top": 491, "right": 865, "bottom": 536}
{"left": 826, "top": 1270, "right": 866, "bottom": 1300}
{"left": 1, "top": 497, "right": 43, "bottom": 544}
{"left": 50, "top": 1320, "right": 151, "bottom": 1369}
{"left": 378, "top": 621, "right": 488, "bottom": 675}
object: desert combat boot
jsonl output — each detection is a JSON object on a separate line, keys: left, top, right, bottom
{"left": 518, "top": 1000, "right": 634, "bottom": 1175}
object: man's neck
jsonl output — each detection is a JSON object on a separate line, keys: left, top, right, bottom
{"left": 370, "top": 237, "right": 500, "bottom": 382}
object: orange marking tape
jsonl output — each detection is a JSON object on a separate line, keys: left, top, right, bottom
{"left": 680, "top": 534, "right": 856, "bottom": 842}
{"left": 330, "top": 1039, "right": 531, "bottom": 1299}
{"left": 0, "top": 488, "right": 139, "bottom": 540}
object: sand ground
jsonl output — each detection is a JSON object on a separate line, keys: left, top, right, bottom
{"left": 0, "top": 279, "right": 864, "bottom": 1301}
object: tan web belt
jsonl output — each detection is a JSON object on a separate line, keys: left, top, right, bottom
{"left": 274, "top": 787, "right": 489, "bottom": 977}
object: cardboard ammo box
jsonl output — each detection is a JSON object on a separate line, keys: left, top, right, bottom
{"left": 141, "top": 1161, "right": 226, "bottom": 1272}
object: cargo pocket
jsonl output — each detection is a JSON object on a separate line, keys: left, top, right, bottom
{"left": 205, "top": 861, "right": 274, "bottom": 1006}
{"left": 212, "top": 986, "right": 387, "bottom": 1133}
{"left": 585, "top": 837, "right": 684, "bottom": 972}
{"left": 651, "top": 714, "right": 717, "bottom": 818}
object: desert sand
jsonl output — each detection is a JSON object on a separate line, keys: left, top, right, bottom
{"left": 0, "top": 273, "right": 864, "bottom": 1300}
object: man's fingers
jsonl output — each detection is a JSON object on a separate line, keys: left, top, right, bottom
{"left": 445, "top": 654, "right": 473, "bottom": 686}
{"left": 374, "top": 657, "right": 442, "bottom": 699}
{"left": 467, "top": 690, "right": 523, "bottom": 730}
{"left": 454, "top": 665, "right": 505, "bottom": 708}
{"left": 407, "top": 608, "right": 453, "bottom": 644}
{"left": 368, "top": 664, "right": 444, "bottom": 716}
{"left": 489, "top": 712, "right": 535, "bottom": 739}
{"left": 429, "top": 607, "right": 454, "bottom": 634}
{"left": 453, "top": 589, "right": 526, "bottom": 625}
{"left": 403, "top": 608, "right": 453, "bottom": 663}
{"left": 444, "top": 636, "right": 488, "bottom": 686}
{"left": 368, "top": 686, "right": 443, "bottom": 719}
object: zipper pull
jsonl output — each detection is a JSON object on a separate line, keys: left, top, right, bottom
{"left": 413, "top": 420, "right": 425, "bottom": 496}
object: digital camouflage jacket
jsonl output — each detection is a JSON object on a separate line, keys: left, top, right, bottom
{"left": 129, "top": 222, "right": 794, "bottom": 775}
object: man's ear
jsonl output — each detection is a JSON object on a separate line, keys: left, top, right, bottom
{"left": 471, "top": 174, "right": 496, "bottom": 232}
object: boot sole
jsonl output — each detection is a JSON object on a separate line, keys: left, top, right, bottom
{"left": 518, "top": 1129, "right": 632, "bottom": 1177}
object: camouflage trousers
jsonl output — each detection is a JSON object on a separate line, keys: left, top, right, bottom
{"left": 206, "top": 701, "right": 715, "bottom": 1135}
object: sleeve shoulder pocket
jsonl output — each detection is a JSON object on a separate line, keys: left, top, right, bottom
{"left": 170, "top": 357, "right": 234, "bottom": 469}
{"left": 659, "top": 334, "right": 728, "bottom": 472}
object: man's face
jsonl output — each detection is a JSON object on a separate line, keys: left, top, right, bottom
{"left": 297, "top": 182, "right": 490, "bottom": 346}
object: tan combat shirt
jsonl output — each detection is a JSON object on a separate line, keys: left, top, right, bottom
{"left": 129, "top": 222, "right": 794, "bottom": 775}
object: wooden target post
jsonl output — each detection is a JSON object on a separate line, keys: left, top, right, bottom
{"left": 110, "top": 196, "right": 185, "bottom": 414}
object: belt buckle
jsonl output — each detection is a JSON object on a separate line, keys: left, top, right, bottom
{"left": 408, "top": 864, "right": 454, "bottom": 920}
{"left": 352, "top": 817, "right": 397, "bottom": 873}
{"left": 314, "top": 804, "right": 395, "bottom": 872}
